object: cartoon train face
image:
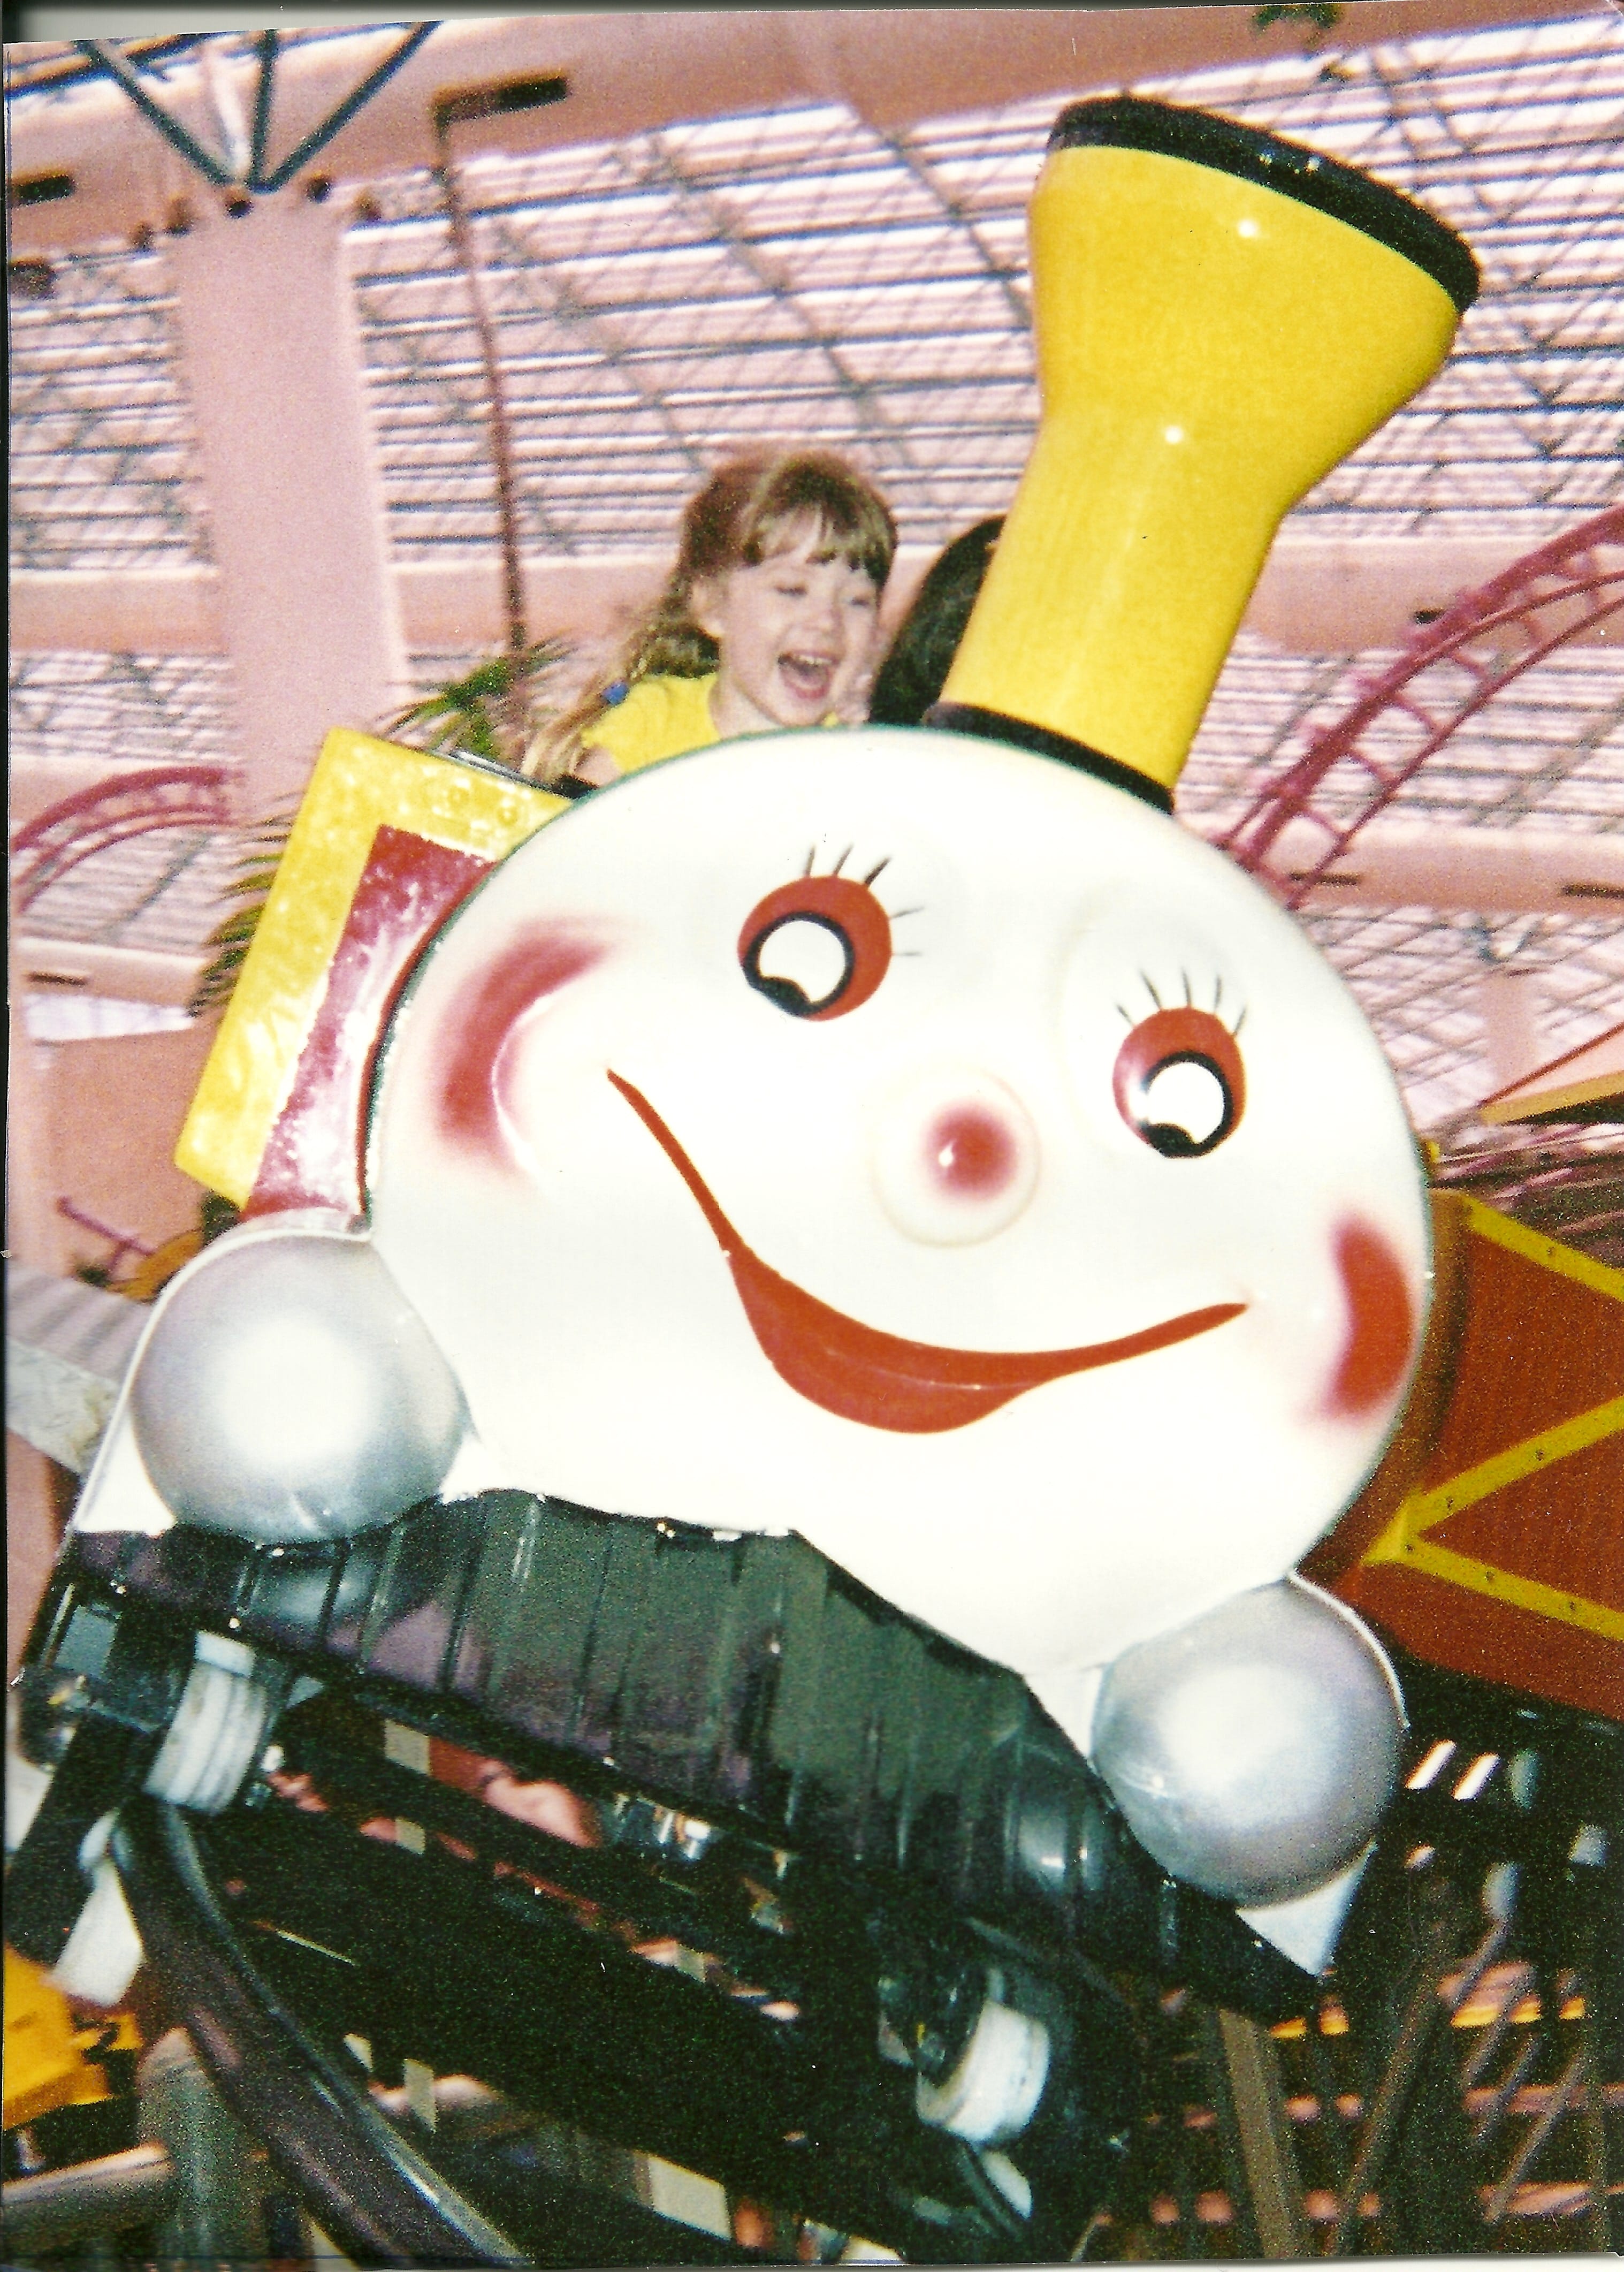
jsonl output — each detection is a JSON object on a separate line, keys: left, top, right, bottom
{"left": 91, "top": 720, "right": 1425, "bottom": 1933}
{"left": 362, "top": 728, "right": 1428, "bottom": 1686}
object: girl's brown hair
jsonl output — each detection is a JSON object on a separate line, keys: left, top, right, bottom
{"left": 524, "top": 447, "right": 896, "bottom": 781}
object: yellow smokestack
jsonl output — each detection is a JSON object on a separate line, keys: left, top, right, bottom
{"left": 935, "top": 98, "right": 1478, "bottom": 803}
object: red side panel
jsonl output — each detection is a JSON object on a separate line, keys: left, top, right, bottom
{"left": 1314, "top": 1196, "right": 1624, "bottom": 1723}
{"left": 247, "top": 826, "right": 489, "bottom": 1218}
{"left": 1347, "top": 1566, "right": 1621, "bottom": 1722}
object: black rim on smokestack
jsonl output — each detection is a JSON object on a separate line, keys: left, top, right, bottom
{"left": 1050, "top": 97, "right": 1480, "bottom": 314}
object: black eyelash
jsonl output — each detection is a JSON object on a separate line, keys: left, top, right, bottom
{"left": 788, "top": 848, "right": 919, "bottom": 924}
{"left": 1210, "top": 977, "right": 1244, "bottom": 1035}
{"left": 1129, "top": 969, "right": 1246, "bottom": 1036}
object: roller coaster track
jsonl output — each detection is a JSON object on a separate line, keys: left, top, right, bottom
{"left": 1218, "top": 506, "right": 1624, "bottom": 907}
{"left": 12, "top": 765, "right": 231, "bottom": 912}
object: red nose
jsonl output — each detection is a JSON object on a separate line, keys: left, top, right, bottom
{"left": 927, "top": 1105, "right": 1019, "bottom": 1198}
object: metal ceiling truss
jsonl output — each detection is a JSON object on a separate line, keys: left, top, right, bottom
{"left": 335, "top": 31, "right": 1620, "bottom": 564}
{"left": 67, "top": 25, "right": 437, "bottom": 201}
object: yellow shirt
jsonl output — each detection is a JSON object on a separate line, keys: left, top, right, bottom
{"left": 582, "top": 673, "right": 845, "bottom": 779}
{"left": 583, "top": 674, "right": 720, "bottom": 777}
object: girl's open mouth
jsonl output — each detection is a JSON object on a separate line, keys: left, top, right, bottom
{"left": 778, "top": 652, "right": 836, "bottom": 705}
{"left": 608, "top": 1069, "right": 1244, "bottom": 1434}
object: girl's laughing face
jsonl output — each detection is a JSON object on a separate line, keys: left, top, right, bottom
{"left": 695, "top": 521, "right": 881, "bottom": 736}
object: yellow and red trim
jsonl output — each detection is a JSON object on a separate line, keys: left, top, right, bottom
{"left": 177, "top": 730, "right": 563, "bottom": 1207}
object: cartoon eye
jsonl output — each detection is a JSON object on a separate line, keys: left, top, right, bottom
{"left": 739, "top": 874, "right": 892, "bottom": 1021}
{"left": 1113, "top": 1007, "right": 1245, "bottom": 1158}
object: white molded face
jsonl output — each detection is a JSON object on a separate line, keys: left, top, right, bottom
{"left": 367, "top": 728, "right": 1428, "bottom": 1683}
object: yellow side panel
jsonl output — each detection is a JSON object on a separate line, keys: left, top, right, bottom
{"left": 1453, "top": 1187, "right": 1624, "bottom": 1300}
{"left": 3, "top": 1943, "right": 140, "bottom": 2130}
{"left": 177, "top": 730, "right": 565, "bottom": 1207}
{"left": 1362, "top": 1393, "right": 1624, "bottom": 1640}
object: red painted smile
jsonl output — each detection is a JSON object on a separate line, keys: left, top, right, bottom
{"left": 608, "top": 1070, "right": 1245, "bottom": 1435}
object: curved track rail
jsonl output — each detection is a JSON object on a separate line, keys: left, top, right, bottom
{"left": 12, "top": 765, "right": 231, "bottom": 912}
{"left": 1219, "top": 507, "right": 1624, "bottom": 907}
{"left": 110, "top": 1798, "right": 528, "bottom": 2268}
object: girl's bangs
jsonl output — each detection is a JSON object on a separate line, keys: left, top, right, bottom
{"left": 744, "top": 488, "right": 895, "bottom": 588}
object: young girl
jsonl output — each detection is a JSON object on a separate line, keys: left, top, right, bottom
{"left": 527, "top": 447, "right": 896, "bottom": 786}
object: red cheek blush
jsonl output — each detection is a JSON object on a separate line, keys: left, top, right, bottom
{"left": 1324, "top": 1217, "right": 1416, "bottom": 1418}
{"left": 436, "top": 928, "right": 605, "bottom": 1164}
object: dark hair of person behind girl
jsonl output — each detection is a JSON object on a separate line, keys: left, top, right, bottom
{"left": 526, "top": 446, "right": 896, "bottom": 781}
{"left": 867, "top": 516, "right": 1003, "bottom": 728}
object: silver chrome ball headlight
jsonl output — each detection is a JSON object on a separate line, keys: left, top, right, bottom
{"left": 1091, "top": 1580, "right": 1403, "bottom": 1907}
{"left": 131, "top": 1234, "right": 467, "bottom": 1543}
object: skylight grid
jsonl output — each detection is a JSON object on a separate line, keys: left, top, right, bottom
{"left": 649, "top": 101, "right": 881, "bottom": 179}
{"left": 344, "top": 21, "right": 1619, "bottom": 561}
{"left": 7, "top": 652, "right": 240, "bottom": 787}
{"left": 1452, "top": 299, "right": 1623, "bottom": 358}
{"left": 1140, "top": 13, "right": 1621, "bottom": 131}
{"left": 655, "top": 166, "right": 949, "bottom": 244}
{"left": 1307, "top": 907, "right": 1624, "bottom": 1127}
{"left": 8, "top": 242, "right": 209, "bottom": 573}
{"left": 361, "top": 287, "right": 1037, "bottom": 380}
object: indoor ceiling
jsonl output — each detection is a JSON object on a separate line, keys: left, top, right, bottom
{"left": 7, "top": 9, "right": 1622, "bottom": 1170}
